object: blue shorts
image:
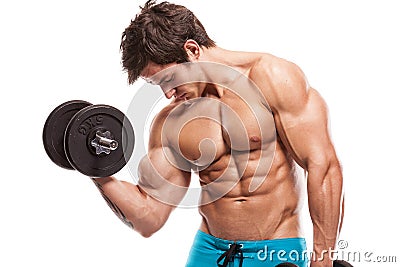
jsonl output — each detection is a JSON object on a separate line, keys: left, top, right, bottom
{"left": 185, "top": 230, "right": 308, "bottom": 267}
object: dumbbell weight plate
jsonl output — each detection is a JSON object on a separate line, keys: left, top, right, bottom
{"left": 64, "top": 104, "right": 135, "bottom": 177}
{"left": 43, "top": 100, "right": 92, "bottom": 169}
{"left": 334, "top": 260, "right": 353, "bottom": 267}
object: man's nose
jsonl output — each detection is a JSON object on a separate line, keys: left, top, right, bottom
{"left": 164, "top": 88, "right": 176, "bottom": 99}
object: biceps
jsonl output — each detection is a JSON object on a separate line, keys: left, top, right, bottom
{"left": 138, "top": 147, "right": 191, "bottom": 206}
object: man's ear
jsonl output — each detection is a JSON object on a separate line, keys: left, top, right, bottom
{"left": 184, "top": 39, "right": 201, "bottom": 61}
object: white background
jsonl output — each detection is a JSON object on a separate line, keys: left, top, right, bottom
{"left": 1, "top": 0, "right": 399, "bottom": 266}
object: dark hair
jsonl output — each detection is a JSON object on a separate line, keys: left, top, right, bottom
{"left": 120, "top": 0, "right": 216, "bottom": 84}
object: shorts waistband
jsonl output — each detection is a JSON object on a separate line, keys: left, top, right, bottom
{"left": 194, "top": 230, "right": 307, "bottom": 253}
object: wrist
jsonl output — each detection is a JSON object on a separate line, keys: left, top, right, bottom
{"left": 311, "top": 245, "right": 335, "bottom": 266}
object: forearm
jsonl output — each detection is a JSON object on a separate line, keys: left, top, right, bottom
{"left": 307, "top": 161, "right": 344, "bottom": 264}
{"left": 92, "top": 177, "right": 169, "bottom": 237}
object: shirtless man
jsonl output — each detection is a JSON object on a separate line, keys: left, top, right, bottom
{"left": 92, "top": 1, "right": 344, "bottom": 266}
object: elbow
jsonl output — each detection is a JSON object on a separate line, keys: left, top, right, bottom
{"left": 136, "top": 222, "right": 163, "bottom": 238}
{"left": 307, "top": 157, "right": 343, "bottom": 189}
{"left": 326, "top": 159, "right": 343, "bottom": 181}
{"left": 328, "top": 159, "right": 343, "bottom": 183}
{"left": 307, "top": 154, "right": 342, "bottom": 177}
{"left": 138, "top": 229, "right": 156, "bottom": 238}
{"left": 131, "top": 212, "right": 165, "bottom": 238}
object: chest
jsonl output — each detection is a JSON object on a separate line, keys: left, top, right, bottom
{"left": 163, "top": 92, "right": 275, "bottom": 166}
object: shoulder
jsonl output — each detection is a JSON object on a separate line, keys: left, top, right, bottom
{"left": 249, "top": 53, "right": 310, "bottom": 112}
{"left": 150, "top": 104, "right": 174, "bottom": 127}
{"left": 147, "top": 103, "right": 177, "bottom": 149}
{"left": 249, "top": 53, "right": 308, "bottom": 90}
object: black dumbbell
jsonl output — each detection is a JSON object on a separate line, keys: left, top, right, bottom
{"left": 334, "top": 260, "right": 353, "bottom": 267}
{"left": 274, "top": 260, "right": 353, "bottom": 267}
{"left": 43, "top": 100, "right": 135, "bottom": 177}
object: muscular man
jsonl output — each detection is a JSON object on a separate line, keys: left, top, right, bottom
{"left": 92, "top": 1, "right": 344, "bottom": 266}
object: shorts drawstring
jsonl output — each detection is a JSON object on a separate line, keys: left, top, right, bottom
{"left": 216, "top": 242, "right": 244, "bottom": 267}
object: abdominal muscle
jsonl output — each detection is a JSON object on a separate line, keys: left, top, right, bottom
{"left": 197, "top": 141, "right": 304, "bottom": 241}
{"left": 168, "top": 87, "right": 304, "bottom": 241}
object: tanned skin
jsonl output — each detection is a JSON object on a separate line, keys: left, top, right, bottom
{"left": 93, "top": 42, "right": 344, "bottom": 267}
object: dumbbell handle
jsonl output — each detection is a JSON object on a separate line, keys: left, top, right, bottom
{"left": 90, "top": 130, "right": 119, "bottom": 155}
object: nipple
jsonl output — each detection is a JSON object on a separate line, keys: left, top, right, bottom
{"left": 250, "top": 135, "right": 261, "bottom": 142}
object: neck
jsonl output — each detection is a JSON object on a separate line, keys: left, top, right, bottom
{"left": 196, "top": 46, "right": 256, "bottom": 98}
{"left": 198, "top": 46, "right": 253, "bottom": 69}
{"left": 201, "top": 83, "right": 224, "bottom": 98}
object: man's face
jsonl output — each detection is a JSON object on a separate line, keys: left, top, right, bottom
{"left": 140, "top": 61, "right": 205, "bottom": 101}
